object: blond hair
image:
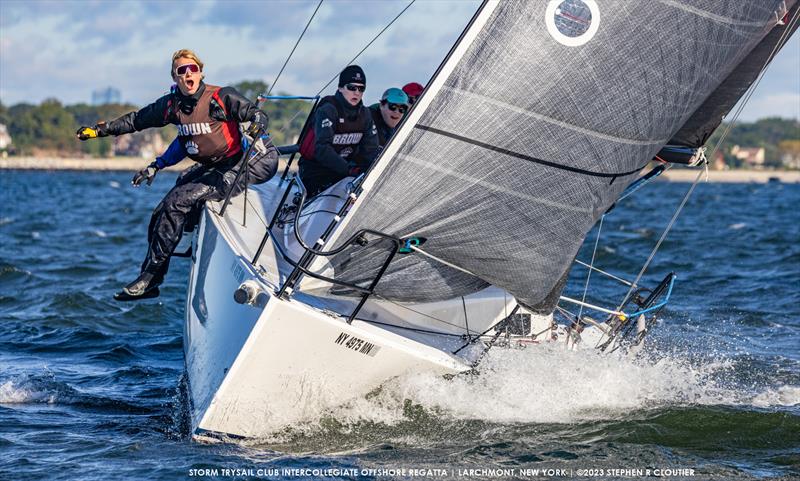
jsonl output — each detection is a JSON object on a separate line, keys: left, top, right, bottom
{"left": 171, "top": 49, "right": 204, "bottom": 76}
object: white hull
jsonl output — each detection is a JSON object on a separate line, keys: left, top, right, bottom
{"left": 183, "top": 178, "right": 591, "bottom": 440}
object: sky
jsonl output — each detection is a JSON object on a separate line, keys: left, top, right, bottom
{"left": 0, "top": 0, "right": 798, "bottom": 122}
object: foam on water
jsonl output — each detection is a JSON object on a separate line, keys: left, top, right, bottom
{"left": 751, "top": 385, "right": 800, "bottom": 407}
{"left": 308, "top": 344, "right": 796, "bottom": 430}
{"left": 0, "top": 379, "right": 57, "bottom": 404}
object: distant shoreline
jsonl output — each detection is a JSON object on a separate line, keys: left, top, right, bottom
{"left": 1, "top": 156, "right": 799, "bottom": 183}
{"left": 0, "top": 156, "right": 194, "bottom": 172}
{"left": 659, "top": 169, "right": 800, "bottom": 183}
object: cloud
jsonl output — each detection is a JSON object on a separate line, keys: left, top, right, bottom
{"left": 738, "top": 93, "right": 800, "bottom": 122}
{"left": 0, "top": 0, "right": 796, "bottom": 125}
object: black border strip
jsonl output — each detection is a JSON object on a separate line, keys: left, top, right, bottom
{"left": 415, "top": 125, "right": 645, "bottom": 178}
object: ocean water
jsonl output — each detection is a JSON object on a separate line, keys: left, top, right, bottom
{"left": 0, "top": 170, "right": 798, "bottom": 481}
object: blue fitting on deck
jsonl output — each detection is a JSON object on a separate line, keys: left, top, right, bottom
{"left": 627, "top": 274, "right": 676, "bottom": 318}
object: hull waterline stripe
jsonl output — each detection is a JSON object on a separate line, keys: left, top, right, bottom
{"left": 415, "top": 125, "right": 646, "bottom": 179}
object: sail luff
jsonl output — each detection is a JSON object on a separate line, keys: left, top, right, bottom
{"left": 320, "top": 0, "right": 499, "bottom": 254}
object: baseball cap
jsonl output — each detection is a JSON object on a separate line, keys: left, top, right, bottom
{"left": 402, "top": 82, "right": 424, "bottom": 98}
{"left": 381, "top": 88, "right": 409, "bottom": 106}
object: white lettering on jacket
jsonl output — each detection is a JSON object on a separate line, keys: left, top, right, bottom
{"left": 177, "top": 123, "right": 212, "bottom": 136}
{"left": 332, "top": 132, "right": 363, "bottom": 145}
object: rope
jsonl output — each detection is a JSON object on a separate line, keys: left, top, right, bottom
{"left": 577, "top": 215, "right": 604, "bottom": 319}
{"left": 409, "top": 244, "right": 479, "bottom": 276}
{"left": 315, "top": 0, "right": 416, "bottom": 96}
{"left": 266, "top": 0, "right": 324, "bottom": 97}
{"left": 615, "top": 7, "right": 800, "bottom": 312}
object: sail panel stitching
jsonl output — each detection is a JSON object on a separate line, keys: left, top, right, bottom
{"left": 442, "top": 86, "right": 671, "bottom": 146}
{"left": 657, "top": 0, "right": 772, "bottom": 27}
{"left": 399, "top": 153, "right": 592, "bottom": 213}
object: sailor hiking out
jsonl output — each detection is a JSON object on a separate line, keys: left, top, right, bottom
{"left": 298, "top": 65, "right": 380, "bottom": 197}
{"left": 77, "top": 49, "right": 278, "bottom": 301}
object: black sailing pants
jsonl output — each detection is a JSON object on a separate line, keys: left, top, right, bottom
{"left": 140, "top": 147, "right": 278, "bottom": 283}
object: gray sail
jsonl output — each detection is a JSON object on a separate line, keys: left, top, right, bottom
{"left": 305, "top": 0, "right": 796, "bottom": 313}
{"left": 671, "top": 2, "right": 800, "bottom": 147}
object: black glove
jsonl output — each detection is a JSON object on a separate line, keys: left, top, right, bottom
{"left": 347, "top": 163, "right": 362, "bottom": 177}
{"left": 132, "top": 163, "right": 159, "bottom": 187}
{"left": 76, "top": 122, "right": 109, "bottom": 141}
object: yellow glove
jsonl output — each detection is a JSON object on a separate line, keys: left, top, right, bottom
{"left": 76, "top": 123, "right": 108, "bottom": 141}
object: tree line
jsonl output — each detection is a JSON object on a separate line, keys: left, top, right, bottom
{"left": 706, "top": 117, "right": 800, "bottom": 168}
{"left": 0, "top": 83, "right": 797, "bottom": 167}
{"left": 0, "top": 80, "right": 311, "bottom": 156}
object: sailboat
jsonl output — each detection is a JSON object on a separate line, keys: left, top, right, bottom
{"left": 181, "top": 0, "right": 799, "bottom": 441}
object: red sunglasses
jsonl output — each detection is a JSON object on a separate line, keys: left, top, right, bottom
{"left": 175, "top": 64, "right": 200, "bottom": 76}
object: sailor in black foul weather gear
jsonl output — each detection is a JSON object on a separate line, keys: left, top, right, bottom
{"left": 77, "top": 49, "right": 278, "bottom": 301}
{"left": 298, "top": 65, "right": 379, "bottom": 197}
{"left": 369, "top": 88, "right": 409, "bottom": 148}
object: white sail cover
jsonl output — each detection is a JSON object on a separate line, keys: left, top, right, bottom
{"left": 304, "top": 0, "right": 797, "bottom": 313}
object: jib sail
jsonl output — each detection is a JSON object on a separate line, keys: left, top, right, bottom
{"left": 303, "top": 0, "right": 797, "bottom": 314}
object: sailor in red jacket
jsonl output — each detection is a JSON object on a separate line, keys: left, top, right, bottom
{"left": 77, "top": 49, "right": 278, "bottom": 301}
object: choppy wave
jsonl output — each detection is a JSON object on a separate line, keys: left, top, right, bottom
{"left": 1, "top": 172, "right": 799, "bottom": 479}
{"left": 0, "top": 373, "right": 159, "bottom": 415}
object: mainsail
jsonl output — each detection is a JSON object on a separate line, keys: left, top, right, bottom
{"left": 302, "top": 0, "right": 797, "bottom": 314}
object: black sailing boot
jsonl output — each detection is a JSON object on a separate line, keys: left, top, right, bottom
{"left": 113, "top": 272, "right": 161, "bottom": 301}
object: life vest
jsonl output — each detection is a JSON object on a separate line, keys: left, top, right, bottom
{"left": 299, "top": 95, "right": 369, "bottom": 160}
{"left": 170, "top": 84, "right": 242, "bottom": 164}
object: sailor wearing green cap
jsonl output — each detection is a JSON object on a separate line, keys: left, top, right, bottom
{"left": 369, "top": 88, "right": 409, "bottom": 148}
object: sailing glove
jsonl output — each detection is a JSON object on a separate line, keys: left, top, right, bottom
{"left": 76, "top": 123, "right": 109, "bottom": 141}
{"left": 132, "top": 162, "right": 159, "bottom": 187}
{"left": 347, "top": 161, "right": 362, "bottom": 177}
{"left": 247, "top": 111, "right": 268, "bottom": 137}
{"left": 245, "top": 120, "right": 264, "bottom": 139}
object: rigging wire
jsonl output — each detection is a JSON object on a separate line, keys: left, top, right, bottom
{"left": 573, "top": 259, "right": 634, "bottom": 287}
{"left": 372, "top": 292, "right": 472, "bottom": 332}
{"left": 266, "top": 0, "right": 324, "bottom": 97}
{"left": 353, "top": 316, "right": 468, "bottom": 338}
{"left": 271, "top": 0, "right": 416, "bottom": 142}
{"left": 315, "top": 0, "right": 416, "bottom": 96}
{"left": 614, "top": 7, "right": 800, "bottom": 312}
{"left": 577, "top": 214, "right": 604, "bottom": 320}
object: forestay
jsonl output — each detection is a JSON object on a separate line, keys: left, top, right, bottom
{"left": 301, "top": 0, "right": 797, "bottom": 314}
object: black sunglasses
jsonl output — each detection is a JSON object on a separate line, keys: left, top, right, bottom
{"left": 345, "top": 84, "right": 365, "bottom": 92}
{"left": 384, "top": 102, "right": 408, "bottom": 114}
